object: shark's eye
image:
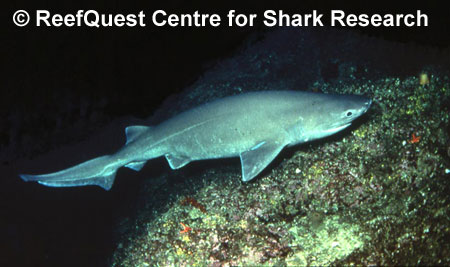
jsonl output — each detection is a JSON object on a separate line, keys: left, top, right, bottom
{"left": 346, "top": 111, "right": 353, "bottom": 117}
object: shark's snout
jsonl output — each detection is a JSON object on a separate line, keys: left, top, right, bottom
{"left": 360, "top": 97, "right": 372, "bottom": 113}
{"left": 364, "top": 99, "right": 372, "bottom": 112}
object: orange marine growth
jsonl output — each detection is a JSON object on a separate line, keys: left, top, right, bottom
{"left": 409, "top": 133, "right": 421, "bottom": 144}
{"left": 179, "top": 222, "right": 192, "bottom": 234}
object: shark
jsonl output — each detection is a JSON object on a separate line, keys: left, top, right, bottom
{"left": 20, "top": 90, "right": 372, "bottom": 190}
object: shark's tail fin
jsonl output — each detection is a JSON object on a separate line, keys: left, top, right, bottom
{"left": 20, "top": 155, "right": 119, "bottom": 190}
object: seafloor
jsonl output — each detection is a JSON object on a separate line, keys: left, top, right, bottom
{"left": 109, "top": 28, "right": 450, "bottom": 265}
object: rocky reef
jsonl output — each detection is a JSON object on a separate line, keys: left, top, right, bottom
{"left": 111, "top": 28, "right": 450, "bottom": 266}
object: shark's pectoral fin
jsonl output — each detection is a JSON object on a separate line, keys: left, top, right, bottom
{"left": 165, "top": 154, "right": 190, "bottom": 169}
{"left": 240, "top": 140, "right": 286, "bottom": 182}
{"left": 125, "top": 161, "right": 147, "bottom": 171}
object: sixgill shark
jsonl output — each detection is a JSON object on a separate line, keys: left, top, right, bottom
{"left": 20, "top": 91, "right": 371, "bottom": 190}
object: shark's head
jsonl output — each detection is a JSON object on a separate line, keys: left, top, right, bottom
{"left": 298, "top": 94, "right": 372, "bottom": 142}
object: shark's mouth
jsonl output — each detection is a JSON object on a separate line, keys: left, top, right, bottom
{"left": 323, "top": 123, "right": 351, "bottom": 135}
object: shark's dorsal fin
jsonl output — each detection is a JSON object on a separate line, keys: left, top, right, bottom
{"left": 125, "top": 125, "right": 150, "bottom": 145}
{"left": 240, "top": 140, "right": 286, "bottom": 182}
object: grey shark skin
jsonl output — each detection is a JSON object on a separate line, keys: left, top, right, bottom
{"left": 20, "top": 91, "right": 372, "bottom": 190}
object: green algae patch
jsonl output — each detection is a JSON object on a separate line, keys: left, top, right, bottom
{"left": 286, "top": 215, "right": 366, "bottom": 266}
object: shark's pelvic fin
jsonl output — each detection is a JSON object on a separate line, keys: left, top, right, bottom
{"left": 165, "top": 154, "right": 191, "bottom": 169}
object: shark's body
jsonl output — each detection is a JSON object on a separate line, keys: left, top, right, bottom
{"left": 20, "top": 91, "right": 371, "bottom": 190}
